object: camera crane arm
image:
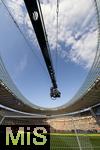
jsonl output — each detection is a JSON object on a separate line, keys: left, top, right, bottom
{"left": 24, "top": 0, "right": 61, "bottom": 98}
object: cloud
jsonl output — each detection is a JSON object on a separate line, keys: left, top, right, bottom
{"left": 69, "top": 30, "right": 98, "bottom": 68}
{"left": 5, "top": 0, "right": 38, "bottom": 47}
{"left": 41, "top": 0, "right": 98, "bottom": 68}
{"left": 6, "top": 0, "right": 25, "bottom": 24}
{"left": 5, "top": 0, "right": 98, "bottom": 69}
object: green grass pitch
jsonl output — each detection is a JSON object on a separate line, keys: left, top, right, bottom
{"left": 50, "top": 133, "right": 100, "bottom": 150}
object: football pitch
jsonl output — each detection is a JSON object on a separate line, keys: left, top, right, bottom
{"left": 50, "top": 133, "right": 100, "bottom": 150}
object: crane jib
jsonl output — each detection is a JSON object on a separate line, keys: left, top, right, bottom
{"left": 23, "top": 0, "right": 61, "bottom": 98}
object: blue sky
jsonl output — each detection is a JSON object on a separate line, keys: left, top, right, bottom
{"left": 0, "top": 0, "right": 98, "bottom": 108}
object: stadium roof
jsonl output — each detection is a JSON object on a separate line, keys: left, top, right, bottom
{"left": 0, "top": 78, "right": 100, "bottom": 115}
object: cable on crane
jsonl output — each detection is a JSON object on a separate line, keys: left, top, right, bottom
{"left": 56, "top": 0, "right": 59, "bottom": 77}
